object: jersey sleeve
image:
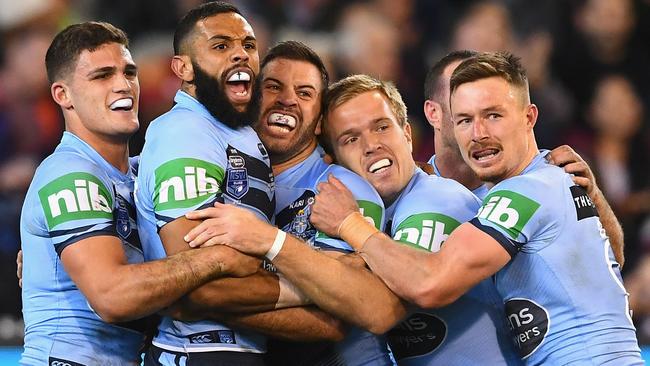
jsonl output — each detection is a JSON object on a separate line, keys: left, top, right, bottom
{"left": 470, "top": 174, "right": 561, "bottom": 257}
{"left": 313, "top": 165, "right": 385, "bottom": 253}
{"left": 140, "top": 112, "right": 227, "bottom": 228}
{"left": 392, "top": 176, "right": 481, "bottom": 253}
{"left": 31, "top": 155, "right": 117, "bottom": 256}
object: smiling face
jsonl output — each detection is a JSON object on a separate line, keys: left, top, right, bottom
{"left": 451, "top": 76, "right": 538, "bottom": 183}
{"left": 59, "top": 42, "right": 139, "bottom": 141}
{"left": 189, "top": 12, "right": 259, "bottom": 112}
{"left": 255, "top": 58, "right": 324, "bottom": 164}
{"left": 326, "top": 90, "right": 415, "bottom": 205}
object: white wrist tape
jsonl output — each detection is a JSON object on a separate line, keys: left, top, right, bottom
{"left": 265, "top": 229, "right": 286, "bottom": 261}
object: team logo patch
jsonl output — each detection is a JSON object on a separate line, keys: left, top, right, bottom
{"left": 229, "top": 155, "right": 245, "bottom": 169}
{"left": 38, "top": 172, "right": 113, "bottom": 229}
{"left": 387, "top": 313, "right": 447, "bottom": 360}
{"left": 393, "top": 213, "right": 461, "bottom": 252}
{"left": 477, "top": 190, "right": 540, "bottom": 240}
{"left": 505, "top": 298, "right": 549, "bottom": 359}
{"left": 226, "top": 168, "right": 249, "bottom": 199}
{"left": 154, "top": 158, "right": 224, "bottom": 211}
{"left": 115, "top": 194, "right": 131, "bottom": 239}
{"left": 570, "top": 185, "right": 598, "bottom": 220}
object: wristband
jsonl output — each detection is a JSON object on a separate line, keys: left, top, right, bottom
{"left": 338, "top": 211, "right": 379, "bottom": 250}
{"left": 265, "top": 229, "right": 286, "bottom": 261}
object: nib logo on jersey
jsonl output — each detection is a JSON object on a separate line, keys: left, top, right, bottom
{"left": 393, "top": 213, "right": 461, "bottom": 252}
{"left": 154, "top": 158, "right": 225, "bottom": 210}
{"left": 505, "top": 298, "right": 549, "bottom": 359}
{"left": 477, "top": 190, "right": 540, "bottom": 239}
{"left": 387, "top": 312, "right": 447, "bottom": 360}
{"left": 38, "top": 172, "right": 113, "bottom": 229}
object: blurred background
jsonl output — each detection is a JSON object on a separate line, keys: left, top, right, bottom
{"left": 0, "top": 0, "right": 649, "bottom": 359}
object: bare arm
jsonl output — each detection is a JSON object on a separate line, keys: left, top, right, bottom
{"left": 309, "top": 176, "right": 509, "bottom": 309}
{"left": 184, "top": 203, "right": 408, "bottom": 335}
{"left": 61, "top": 235, "right": 251, "bottom": 323}
{"left": 357, "top": 224, "right": 510, "bottom": 308}
{"left": 548, "top": 145, "right": 625, "bottom": 267}
{"left": 170, "top": 304, "right": 346, "bottom": 342}
{"left": 160, "top": 217, "right": 305, "bottom": 313}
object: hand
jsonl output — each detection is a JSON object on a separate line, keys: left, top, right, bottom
{"left": 547, "top": 145, "right": 598, "bottom": 196}
{"left": 310, "top": 174, "right": 359, "bottom": 237}
{"left": 16, "top": 249, "right": 23, "bottom": 288}
{"left": 214, "top": 245, "right": 263, "bottom": 278}
{"left": 184, "top": 202, "right": 277, "bottom": 257}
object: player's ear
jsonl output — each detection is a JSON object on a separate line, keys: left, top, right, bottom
{"left": 314, "top": 115, "right": 322, "bottom": 136}
{"left": 525, "top": 103, "right": 538, "bottom": 130}
{"left": 171, "top": 55, "right": 194, "bottom": 82}
{"left": 403, "top": 121, "right": 413, "bottom": 152}
{"left": 424, "top": 99, "right": 443, "bottom": 130}
{"left": 51, "top": 81, "right": 73, "bottom": 110}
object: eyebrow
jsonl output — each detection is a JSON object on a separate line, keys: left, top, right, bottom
{"left": 207, "top": 35, "right": 257, "bottom": 42}
{"left": 264, "top": 77, "right": 318, "bottom": 91}
{"left": 86, "top": 66, "right": 115, "bottom": 78}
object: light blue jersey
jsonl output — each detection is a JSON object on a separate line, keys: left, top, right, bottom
{"left": 428, "top": 154, "right": 489, "bottom": 199}
{"left": 472, "top": 151, "right": 643, "bottom": 365}
{"left": 275, "top": 157, "right": 395, "bottom": 366}
{"left": 136, "top": 91, "right": 274, "bottom": 356}
{"left": 21, "top": 132, "right": 145, "bottom": 365}
{"left": 384, "top": 169, "right": 521, "bottom": 365}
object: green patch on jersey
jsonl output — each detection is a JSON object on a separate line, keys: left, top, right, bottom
{"left": 38, "top": 172, "right": 113, "bottom": 230}
{"left": 393, "top": 212, "right": 461, "bottom": 252}
{"left": 316, "top": 199, "right": 384, "bottom": 240}
{"left": 154, "top": 158, "right": 225, "bottom": 211}
{"left": 477, "top": 190, "right": 540, "bottom": 240}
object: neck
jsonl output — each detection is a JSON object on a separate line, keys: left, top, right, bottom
{"left": 434, "top": 138, "right": 483, "bottom": 190}
{"left": 271, "top": 139, "right": 318, "bottom": 176}
{"left": 67, "top": 126, "right": 130, "bottom": 173}
{"left": 181, "top": 82, "right": 197, "bottom": 98}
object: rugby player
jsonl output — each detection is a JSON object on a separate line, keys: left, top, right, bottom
{"left": 20, "top": 21, "right": 259, "bottom": 365}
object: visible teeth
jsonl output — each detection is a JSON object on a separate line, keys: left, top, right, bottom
{"left": 228, "top": 71, "right": 251, "bottom": 82}
{"left": 369, "top": 158, "right": 391, "bottom": 173}
{"left": 109, "top": 98, "right": 132, "bottom": 110}
{"left": 476, "top": 151, "right": 497, "bottom": 161}
{"left": 235, "top": 90, "right": 248, "bottom": 96}
{"left": 268, "top": 113, "right": 296, "bottom": 128}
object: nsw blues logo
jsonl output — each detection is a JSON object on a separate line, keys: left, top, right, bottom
{"left": 115, "top": 194, "right": 131, "bottom": 239}
{"left": 226, "top": 155, "right": 249, "bottom": 199}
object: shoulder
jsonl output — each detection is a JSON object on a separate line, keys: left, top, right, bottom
{"left": 398, "top": 173, "right": 481, "bottom": 219}
{"left": 318, "top": 165, "right": 381, "bottom": 203}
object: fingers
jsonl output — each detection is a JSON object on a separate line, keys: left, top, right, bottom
{"left": 192, "top": 236, "right": 222, "bottom": 249}
{"left": 561, "top": 161, "right": 590, "bottom": 178}
{"left": 571, "top": 176, "right": 593, "bottom": 192}
{"left": 185, "top": 203, "right": 226, "bottom": 220}
{"left": 547, "top": 145, "right": 584, "bottom": 167}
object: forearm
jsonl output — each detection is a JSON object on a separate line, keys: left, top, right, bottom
{"left": 592, "top": 188, "right": 625, "bottom": 267}
{"left": 183, "top": 270, "right": 282, "bottom": 313}
{"left": 214, "top": 306, "right": 346, "bottom": 342}
{"left": 358, "top": 232, "right": 445, "bottom": 307}
{"left": 273, "top": 236, "right": 407, "bottom": 334}
{"left": 94, "top": 245, "right": 233, "bottom": 322}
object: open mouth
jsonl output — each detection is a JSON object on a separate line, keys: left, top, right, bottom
{"left": 471, "top": 148, "right": 500, "bottom": 162}
{"left": 225, "top": 69, "right": 252, "bottom": 103}
{"left": 368, "top": 158, "right": 392, "bottom": 174}
{"left": 267, "top": 112, "right": 297, "bottom": 133}
{"left": 109, "top": 97, "right": 134, "bottom": 111}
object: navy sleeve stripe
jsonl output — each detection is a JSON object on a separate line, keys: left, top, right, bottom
{"left": 49, "top": 223, "right": 112, "bottom": 238}
{"left": 469, "top": 218, "right": 521, "bottom": 258}
{"left": 54, "top": 229, "right": 117, "bottom": 257}
{"left": 313, "top": 241, "right": 354, "bottom": 254}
